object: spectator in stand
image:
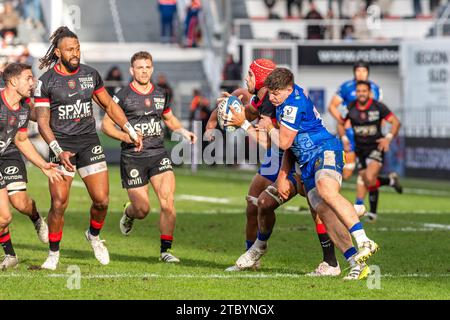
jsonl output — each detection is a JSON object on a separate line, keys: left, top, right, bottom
{"left": 222, "top": 54, "right": 241, "bottom": 93}
{"left": 158, "top": 0, "right": 177, "bottom": 43}
{"left": 22, "top": 0, "right": 43, "bottom": 27}
{"left": 264, "top": 0, "right": 280, "bottom": 19}
{"left": 104, "top": 66, "right": 123, "bottom": 97}
{"left": 342, "top": 24, "right": 355, "bottom": 41}
{"left": 156, "top": 73, "right": 174, "bottom": 105}
{"left": 305, "top": 1, "right": 324, "bottom": 39}
{"left": 413, "top": 0, "right": 423, "bottom": 17}
{"left": 353, "top": 5, "right": 370, "bottom": 40}
{"left": 184, "top": 0, "right": 202, "bottom": 47}
{"left": 287, "top": 0, "right": 307, "bottom": 18}
{"left": 0, "top": 2, "right": 20, "bottom": 38}
{"left": 328, "top": 0, "right": 344, "bottom": 18}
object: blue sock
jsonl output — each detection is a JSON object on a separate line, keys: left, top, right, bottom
{"left": 257, "top": 231, "right": 272, "bottom": 242}
{"left": 355, "top": 198, "right": 364, "bottom": 205}
{"left": 246, "top": 240, "right": 254, "bottom": 250}
{"left": 349, "top": 222, "right": 363, "bottom": 233}
{"left": 343, "top": 247, "right": 358, "bottom": 260}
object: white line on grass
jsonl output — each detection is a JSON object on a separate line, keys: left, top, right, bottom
{"left": 177, "top": 195, "right": 230, "bottom": 204}
{"left": 1, "top": 273, "right": 449, "bottom": 279}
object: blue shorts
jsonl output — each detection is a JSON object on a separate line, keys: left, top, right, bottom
{"left": 300, "top": 150, "right": 345, "bottom": 194}
{"left": 345, "top": 127, "right": 356, "bottom": 152}
{"left": 258, "top": 149, "right": 297, "bottom": 187}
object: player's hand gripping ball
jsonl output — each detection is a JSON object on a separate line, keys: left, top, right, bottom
{"left": 217, "top": 96, "right": 244, "bottom": 132}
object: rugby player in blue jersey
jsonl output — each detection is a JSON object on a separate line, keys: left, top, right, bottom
{"left": 247, "top": 68, "right": 379, "bottom": 279}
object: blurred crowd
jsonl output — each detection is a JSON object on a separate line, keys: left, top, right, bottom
{"left": 264, "top": 0, "right": 449, "bottom": 19}
{"left": 0, "top": 0, "right": 42, "bottom": 72}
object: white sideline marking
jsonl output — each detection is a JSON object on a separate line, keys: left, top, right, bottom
{"left": 1, "top": 272, "right": 449, "bottom": 279}
{"left": 422, "top": 223, "right": 450, "bottom": 230}
{"left": 177, "top": 195, "right": 230, "bottom": 204}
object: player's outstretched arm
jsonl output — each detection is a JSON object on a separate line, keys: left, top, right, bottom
{"left": 258, "top": 117, "right": 297, "bottom": 151}
{"left": 101, "top": 114, "right": 133, "bottom": 143}
{"left": 328, "top": 95, "right": 345, "bottom": 124}
{"left": 163, "top": 110, "right": 197, "bottom": 144}
{"left": 36, "top": 106, "right": 75, "bottom": 172}
{"left": 14, "top": 131, "right": 63, "bottom": 183}
{"left": 94, "top": 89, "right": 143, "bottom": 151}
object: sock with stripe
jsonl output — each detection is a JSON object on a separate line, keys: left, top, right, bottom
{"left": 254, "top": 230, "right": 271, "bottom": 249}
{"left": 246, "top": 240, "right": 254, "bottom": 250}
{"left": 49, "top": 231, "right": 62, "bottom": 252}
{"left": 89, "top": 219, "right": 105, "bottom": 237}
{"left": 316, "top": 224, "right": 338, "bottom": 267}
{"left": 349, "top": 222, "right": 370, "bottom": 246}
{"left": 160, "top": 235, "right": 173, "bottom": 253}
{"left": 344, "top": 247, "right": 358, "bottom": 267}
{"left": 0, "top": 232, "right": 16, "bottom": 256}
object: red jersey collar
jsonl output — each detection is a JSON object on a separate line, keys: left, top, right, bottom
{"left": 130, "top": 82, "right": 154, "bottom": 95}
{"left": 356, "top": 98, "right": 373, "bottom": 111}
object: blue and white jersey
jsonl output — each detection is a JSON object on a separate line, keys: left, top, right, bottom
{"left": 336, "top": 79, "right": 382, "bottom": 107}
{"left": 276, "top": 84, "right": 342, "bottom": 166}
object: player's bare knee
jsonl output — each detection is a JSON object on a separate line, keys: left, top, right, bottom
{"left": 160, "top": 197, "right": 175, "bottom": 216}
{"left": 51, "top": 199, "right": 68, "bottom": 215}
{"left": 134, "top": 205, "right": 149, "bottom": 219}
{"left": 92, "top": 198, "right": 109, "bottom": 212}
{"left": 0, "top": 215, "right": 12, "bottom": 229}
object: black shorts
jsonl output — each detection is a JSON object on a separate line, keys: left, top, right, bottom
{"left": 356, "top": 146, "right": 384, "bottom": 171}
{"left": 50, "top": 134, "right": 107, "bottom": 178}
{"left": 120, "top": 150, "right": 173, "bottom": 189}
{"left": 0, "top": 151, "right": 27, "bottom": 194}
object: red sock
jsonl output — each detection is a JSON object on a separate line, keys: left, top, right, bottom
{"left": 49, "top": 231, "right": 63, "bottom": 252}
{"left": 89, "top": 219, "right": 104, "bottom": 237}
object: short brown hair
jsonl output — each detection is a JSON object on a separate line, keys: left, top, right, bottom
{"left": 264, "top": 68, "right": 294, "bottom": 91}
{"left": 356, "top": 80, "right": 371, "bottom": 90}
{"left": 130, "top": 51, "right": 153, "bottom": 66}
{"left": 2, "top": 63, "right": 32, "bottom": 84}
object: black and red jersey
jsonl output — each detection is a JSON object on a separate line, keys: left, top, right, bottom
{"left": 113, "top": 83, "right": 171, "bottom": 157}
{"left": 345, "top": 98, "right": 393, "bottom": 147}
{"left": 0, "top": 91, "right": 30, "bottom": 156}
{"left": 250, "top": 90, "right": 276, "bottom": 123}
{"left": 34, "top": 64, "right": 105, "bottom": 138}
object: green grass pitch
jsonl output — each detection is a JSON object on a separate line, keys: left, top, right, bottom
{"left": 1, "top": 165, "right": 449, "bottom": 299}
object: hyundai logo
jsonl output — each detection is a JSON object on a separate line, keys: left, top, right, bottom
{"left": 4, "top": 166, "right": 19, "bottom": 175}
{"left": 92, "top": 146, "right": 103, "bottom": 155}
{"left": 160, "top": 158, "right": 171, "bottom": 166}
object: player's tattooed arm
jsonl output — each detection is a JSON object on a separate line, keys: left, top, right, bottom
{"left": 14, "top": 131, "right": 63, "bottom": 183}
{"left": 94, "top": 89, "right": 143, "bottom": 151}
{"left": 163, "top": 110, "right": 197, "bottom": 144}
{"left": 36, "top": 106, "right": 75, "bottom": 172}
{"left": 328, "top": 95, "right": 345, "bottom": 124}
{"left": 101, "top": 114, "right": 133, "bottom": 144}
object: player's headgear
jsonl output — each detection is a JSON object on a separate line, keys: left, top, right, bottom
{"left": 39, "top": 26, "right": 78, "bottom": 70}
{"left": 250, "top": 58, "right": 276, "bottom": 90}
{"left": 353, "top": 60, "right": 370, "bottom": 73}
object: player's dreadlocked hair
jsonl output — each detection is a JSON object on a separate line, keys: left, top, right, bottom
{"left": 39, "top": 26, "right": 78, "bottom": 70}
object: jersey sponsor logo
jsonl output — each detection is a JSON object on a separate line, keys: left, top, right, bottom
{"left": 354, "top": 125, "right": 377, "bottom": 137}
{"left": 79, "top": 76, "right": 94, "bottom": 90}
{"left": 58, "top": 99, "right": 93, "bottom": 120}
{"left": 159, "top": 158, "right": 172, "bottom": 171}
{"left": 368, "top": 111, "right": 380, "bottom": 122}
{"left": 68, "top": 80, "right": 76, "bottom": 90}
{"left": 4, "top": 166, "right": 19, "bottom": 175}
{"left": 91, "top": 145, "right": 103, "bottom": 155}
{"left": 0, "top": 137, "right": 12, "bottom": 154}
{"left": 134, "top": 119, "right": 162, "bottom": 137}
{"left": 68, "top": 92, "right": 78, "bottom": 98}
{"left": 130, "top": 169, "right": 139, "bottom": 178}
{"left": 34, "top": 80, "right": 42, "bottom": 97}
{"left": 153, "top": 97, "right": 165, "bottom": 110}
{"left": 282, "top": 106, "right": 298, "bottom": 124}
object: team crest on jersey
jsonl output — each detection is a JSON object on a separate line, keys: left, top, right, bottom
{"left": 145, "top": 98, "right": 151, "bottom": 107}
{"left": 368, "top": 111, "right": 380, "bottom": 122}
{"left": 68, "top": 80, "right": 76, "bottom": 90}
{"left": 8, "top": 116, "right": 17, "bottom": 126}
{"left": 79, "top": 76, "right": 94, "bottom": 90}
{"left": 360, "top": 112, "right": 367, "bottom": 121}
{"left": 282, "top": 106, "right": 298, "bottom": 124}
{"left": 153, "top": 97, "right": 165, "bottom": 110}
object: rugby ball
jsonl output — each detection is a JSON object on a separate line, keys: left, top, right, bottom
{"left": 217, "top": 96, "right": 244, "bottom": 132}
